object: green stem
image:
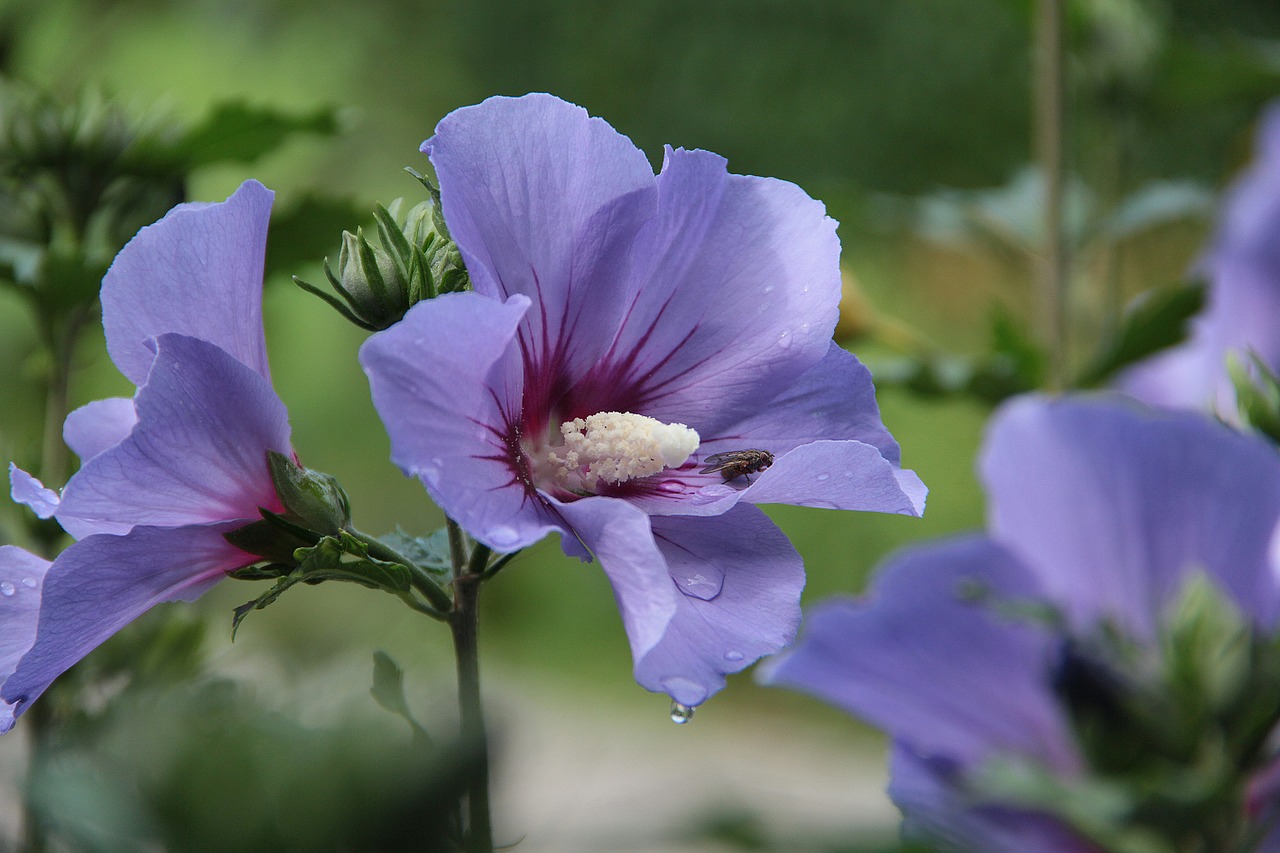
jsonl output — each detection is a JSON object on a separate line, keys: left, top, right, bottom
{"left": 1035, "top": 0, "right": 1069, "bottom": 391}
{"left": 449, "top": 529, "right": 493, "bottom": 853}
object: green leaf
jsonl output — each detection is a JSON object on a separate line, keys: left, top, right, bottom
{"left": 264, "top": 193, "right": 368, "bottom": 281}
{"left": 229, "top": 533, "right": 413, "bottom": 636}
{"left": 966, "top": 305, "right": 1047, "bottom": 404}
{"left": 379, "top": 527, "right": 455, "bottom": 577}
{"left": 1075, "top": 280, "right": 1207, "bottom": 389}
{"left": 170, "top": 101, "right": 342, "bottom": 168}
{"left": 1100, "top": 181, "right": 1213, "bottom": 242}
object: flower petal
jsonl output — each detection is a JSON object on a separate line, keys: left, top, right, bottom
{"left": 889, "top": 746, "right": 1094, "bottom": 853}
{"left": 102, "top": 179, "right": 274, "bottom": 385}
{"left": 361, "top": 291, "right": 565, "bottom": 552}
{"left": 1117, "top": 103, "right": 1280, "bottom": 414}
{"left": 738, "top": 440, "right": 925, "bottom": 515}
{"left": 634, "top": 439, "right": 925, "bottom": 519}
{"left": 425, "top": 94, "right": 657, "bottom": 389}
{"left": 1, "top": 523, "right": 244, "bottom": 723}
{"left": 9, "top": 464, "right": 58, "bottom": 519}
{"left": 550, "top": 495, "right": 679, "bottom": 662}
{"left": 703, "top": 342, "right": 904, "bottom": 463}
{"left": 62, "top": 397, "right": 137, "bottom": 462}
{"left": 55, "top": 334, "right": 291, "bottom": 539}
{"left": 0, "top": 546, "right": 51, "bottom": 734}
{"left": 572, "top": 147, "right": 841, "bottom": 437}
{"left": 982, "top": 395, "right": 1280, "bottom": 636}
{"left": 635, "top": 505, "right": 806, "bottom": 706}
{"left": 762, "top": 535, "right": 1077, "bottom": 770}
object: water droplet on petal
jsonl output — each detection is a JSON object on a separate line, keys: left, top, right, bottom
{"left": 777, "top": 330, "right": 792, "bottom": 350}
{"left": 816, "top": 473, "right": 830, "bottom": 482}
{"left": 763, "top": 284, "right": 775, "bottom": 294}
{"left": 487, "top": 526, "right": 520, "bottom": 548}
{"left": 21, "top": 577, "right": 37, "bottom": 588}
{"left": 724, "top": 650, "right": 745, "bottom": 662}
{"left": 670, "top": 701, "right": 695, "bottom": 724}
{"left": 0, "top": 581, "right": 14, "bottom": 597}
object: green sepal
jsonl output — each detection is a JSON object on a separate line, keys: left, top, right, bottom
{"left": 222, "top": 515, "right": 316, "bottom": 565}
{"left": 1228, "top": 352, "right": 1280, "bottom": 446}
{"left": 266, "top": 450, "right": 351, "bottom": 535}
{"left": 1075, "top": 280, "right": 1207, "bottom": 388}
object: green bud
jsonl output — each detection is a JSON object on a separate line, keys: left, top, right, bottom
{"left": 336, "top": 226, "right": 411, "bottom": 327}
{"left": 223, "top": 452, "right": 352, "bottom": 566}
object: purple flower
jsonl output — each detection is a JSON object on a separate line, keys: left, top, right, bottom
{"left": 360, "top": 94, "right": 925, "bottom": 708}
{"left": 1119, "top": 103, "right": 1280, "bottom": 414}
{"left": 0, "top": 547, "right": 51, "bottom": 732}
{"left": 2, "top": 181, "right": 292, "bottom": 726}
{"left": 763, "top": 396, "right": 1280, "bottom": 850}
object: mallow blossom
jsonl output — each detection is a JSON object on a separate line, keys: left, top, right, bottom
{"left": 764, "top": 396, "right": 1280, "bottom": 851}
{"left": 1118, "top": 102, "right": 1280, "bottom": 414}
{"left": 2, "top": 180, "right": 291, "bottom": 730}
{"left": 360, "top": 94, "right": 925, "bottom": 709}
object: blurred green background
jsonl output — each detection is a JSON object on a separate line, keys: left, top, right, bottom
{"left": 0, "top": 0, "right": 1278, "bottom": 850}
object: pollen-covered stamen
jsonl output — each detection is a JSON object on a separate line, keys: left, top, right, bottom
{"left": 547, "top": 411, "right": 699, "bottom": 487}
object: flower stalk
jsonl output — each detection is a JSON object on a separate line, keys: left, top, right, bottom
{"left": 449, "top": 521, "right": 493, "bottom": 853}
{"left": 1035, "top": 0, "right": 1069, "bottom": 390}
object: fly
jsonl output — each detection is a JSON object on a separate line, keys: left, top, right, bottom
{"left": 699, "top": 449, "right": 774, "bottom": 483}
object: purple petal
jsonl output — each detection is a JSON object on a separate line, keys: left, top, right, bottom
{"left": 361, "top": 292, "right": 565, "bottom": 552}
{"left": 63, "top": 397, "right": 137, "bottom": 462}
{"left": 55, "top": 335, "right": 291, "bottom": 539}
{"left": 889, "top": 746, "right": 1094, "bottom": 853}
{"left": 572, "top": 147, "right": 841, "bottom": 437}
{"left": 634, "top": 505, "right": 806, "bottom": 706}
{"left": 1, "top": 523, "right": 244, "bottom": 722}
{"left": 704, "top": 343, "right": 904, "bottom": 464}
{"left": 982, "top": 395, "right": 1280, "bottom": 636}
{"left": 550, "top": 495, "right": 679, "bottom": 661}
{"left": 9, "top": 464, "right": 58, "bottom": 519}
{"left": 102, "top": 180, "right": 274, "bottom": 386}
{"left": 0, "top": 546, "right": 51, "bottom": 734}
{"left": 738, "top": 440, "right": 925, "bottom": 515}
{"left": 633, "top": 439, "right": 925, "bottom": 519}
{"left": 1118, "top": 103, "right": 1280, "bottom": 413}
{"left": 762, "top": 535, "right": 1078, "bottom": 771}
{"left": 424, "top": 94, "right": 658, "bottom": 387}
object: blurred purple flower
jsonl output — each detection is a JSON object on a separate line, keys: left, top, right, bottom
{"left": 763, "top": 396, "right": 1280, "bottom": 850}
{"left": 2, "top": 181, "right": 291, "bottom": 726}
{"left": 361, "top": 94, "right": 925, "bottom": 708}
{"left": 0, "top": 547, "right": 51, "bottom": 732}
{"left": 1119, "top": 103, "right": 1280, "bottom": 414}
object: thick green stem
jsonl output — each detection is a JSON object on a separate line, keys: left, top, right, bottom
{"left": 449, "top": 543, "right": 493, "bottom": 853}
{"left": 1035, "top": 0, "right": 1069, "bottom": 390}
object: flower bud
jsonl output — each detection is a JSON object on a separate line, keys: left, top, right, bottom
{"left": 294, "top": 191, "right": 470, "bottom": 331}
{"left": 333, "top": 227, "right": 411, "bottom": 328}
